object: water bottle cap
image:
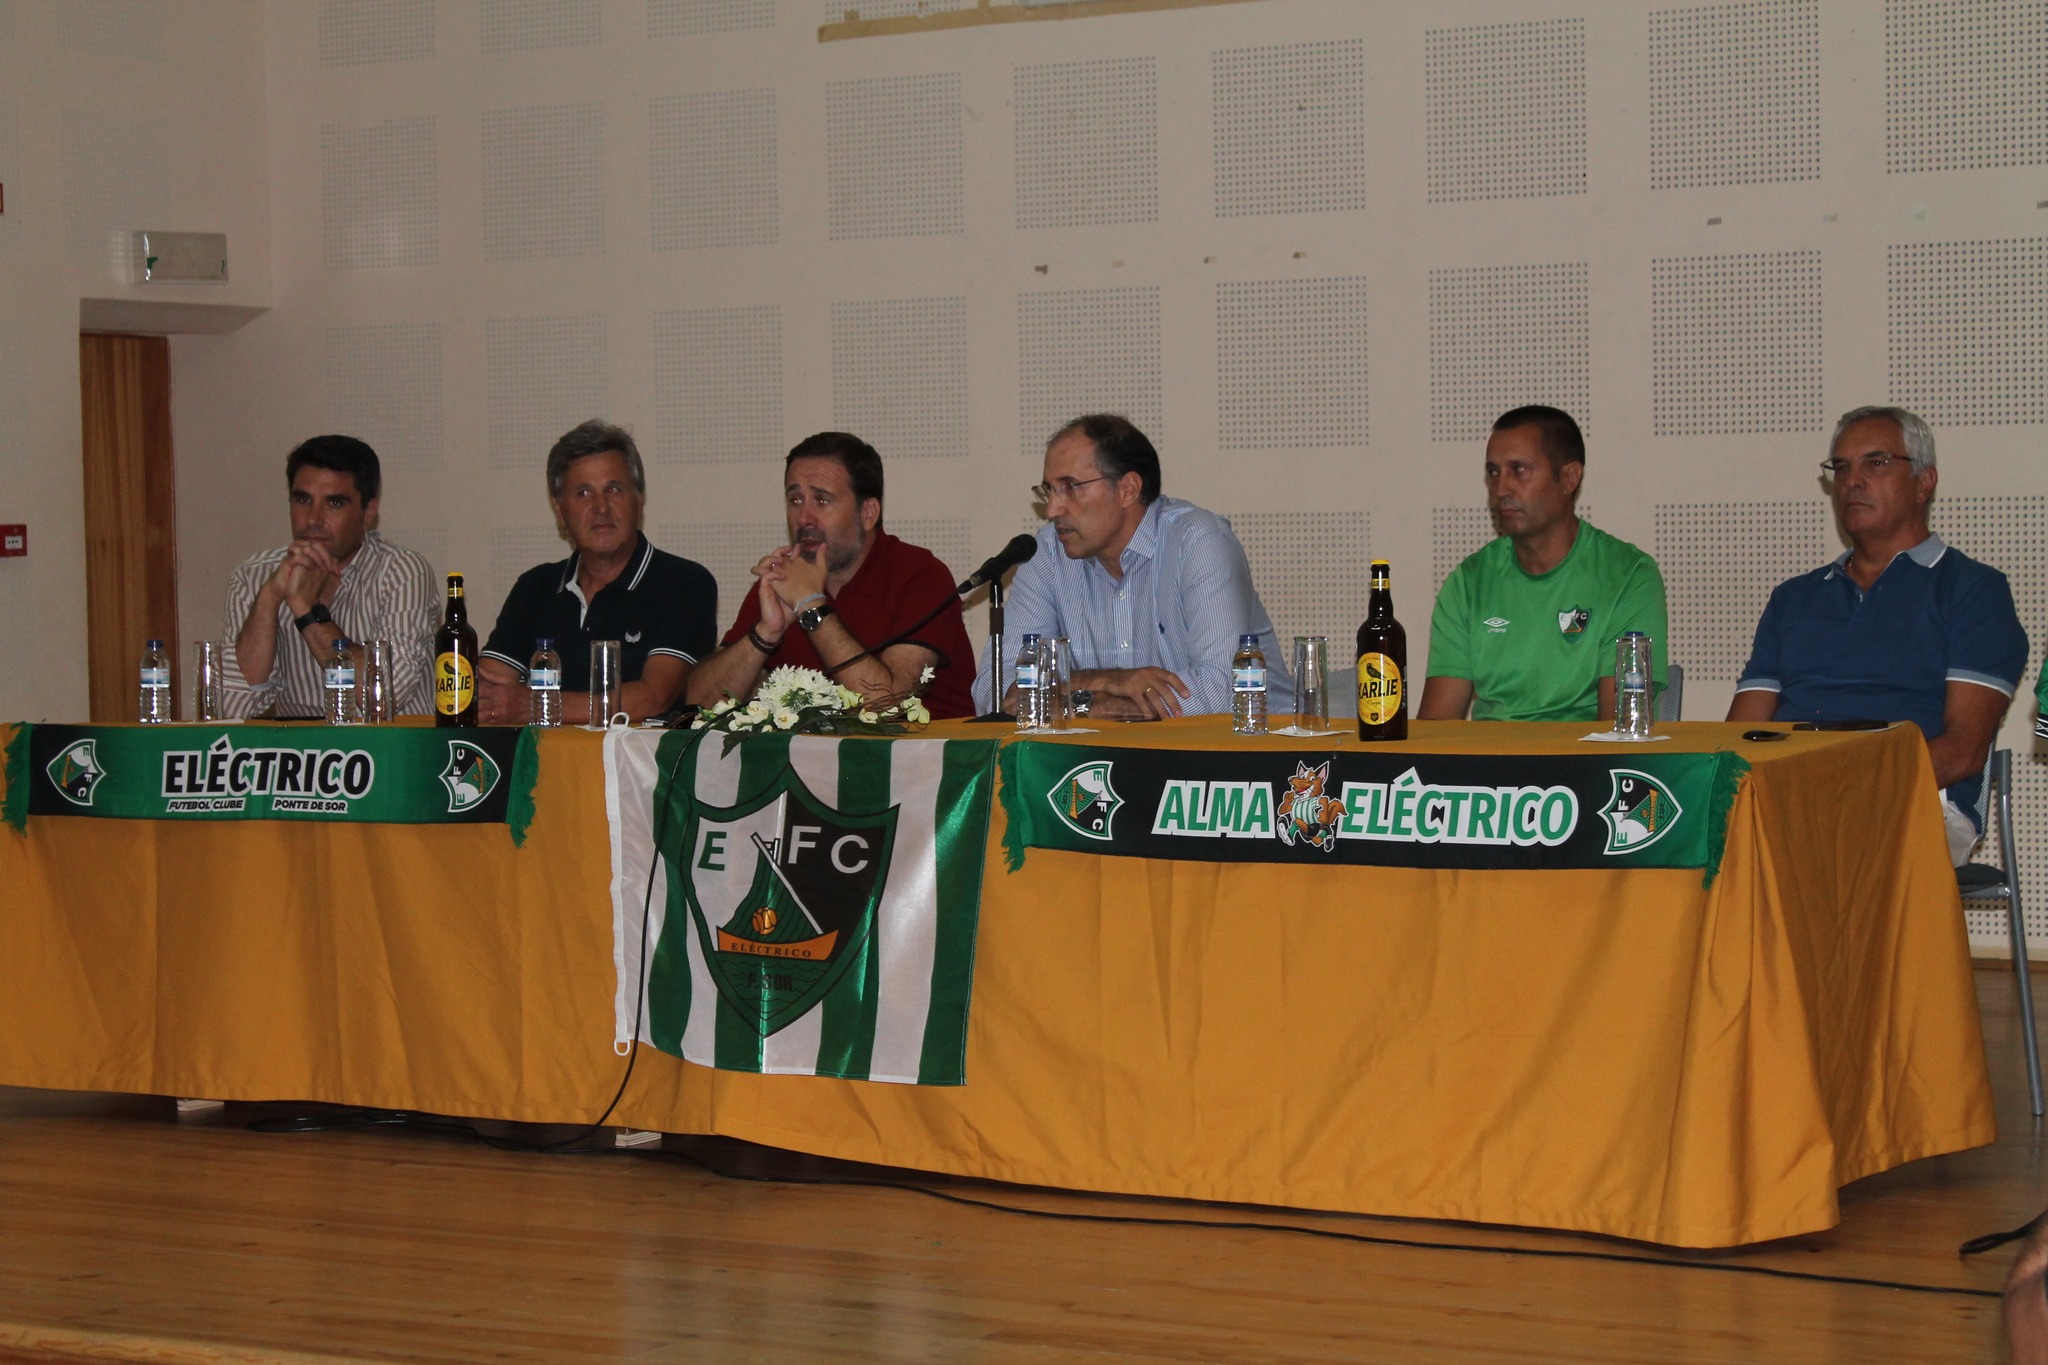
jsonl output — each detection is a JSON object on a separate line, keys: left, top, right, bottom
{"left": 335, "top": 637, "right": 352, "bottom": 650}
{"left": 1621, "top": 631, "right": 1648, "bottom": 639}
{"left": 146, "top": 639, "right": 162, "bottom": 648}
{"left": 1239, "top": 634, "right": 1258, "bottom": 646}
{"left": 536, "top": 637, "right": 553, "bottom": 649}
{"left": 1021, "top": 632, "right": 1041, "bottom": 646}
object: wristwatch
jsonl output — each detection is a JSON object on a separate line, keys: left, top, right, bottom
{"left": 293, "top": 603, "right": 334, "bottom": 633}
{"left": 1070, "top": 689, "right": 1094, "bottom": 717}
{"left": 796, "top": 598, "right": 836, "bottom": 633}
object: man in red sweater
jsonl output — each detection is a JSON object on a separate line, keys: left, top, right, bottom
{"left": 685, "top": 432, "right": 976, "bottom": 719}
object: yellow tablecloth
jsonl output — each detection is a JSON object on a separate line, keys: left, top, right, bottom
{"left": 0, "top": 719, "right": 1991, "bottom": 1247}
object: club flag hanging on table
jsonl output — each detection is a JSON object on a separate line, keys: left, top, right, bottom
{"left": 605, "top": 728, "right": 999, "bottom": 1085}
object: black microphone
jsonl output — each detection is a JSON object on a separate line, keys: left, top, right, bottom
{"left": 956, "top": 534, "right": 1038, "bottom": 595}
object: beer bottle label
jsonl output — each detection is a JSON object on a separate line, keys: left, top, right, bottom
{"left": 1357, "top": 653, "right": 1403, "bottom": 725}
{"left": 435, "top": 652, "right": 475, "bottom": 715}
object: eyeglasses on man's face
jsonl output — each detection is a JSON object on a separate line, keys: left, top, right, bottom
{"left": 1820, "top": 451, "right": 1912, "bottom": 479}
{"left": 1030, "top": 474, "right": 1111, "bottom": 503}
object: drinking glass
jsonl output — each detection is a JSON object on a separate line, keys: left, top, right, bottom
{"left": 1294, "top": 636, "right": 1329, "bottom": 732}
{"left": 589, "top": 639, "right": 623, "bottom": 729}
{"left": 359, "top": 640, "right": 393, "bottom": 724}
{"left": 192, "top": 641, "right": 222, "bottom": 722}
{"left": 1042, "top": 636, "right": 1072, "bottom": 730}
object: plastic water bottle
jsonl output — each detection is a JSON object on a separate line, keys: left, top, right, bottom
{"left": 1232, "top": 634, "right": 1268, "bottom": 735}
{"left": 138, "top": 639, "right": 171, "bottom": 723}
{"left": 1614, "top": 631, "right": 1654, "bottom": 739}
{"left": 529, "top": 637, "right": 563, "bottom": 727}
{"left": 1015, "top": 633, "right": 1046, "bottom": 729}
{"left": 325, "top": 637, "right": 359, "bottom": 725}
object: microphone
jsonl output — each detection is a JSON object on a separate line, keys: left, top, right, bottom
{"left": 956, "top": 534, "right": 1038, "bottom": 595}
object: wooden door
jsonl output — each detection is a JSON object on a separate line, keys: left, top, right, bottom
{"left": 79, "top": 333, "right": 177, "bottom": 722}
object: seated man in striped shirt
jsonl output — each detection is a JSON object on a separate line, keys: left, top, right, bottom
{"left": 221, "top": 435, "right": 438, "bottom": 717}
{"left": 973, "top": 413, "right": 1292, "bottom": 721}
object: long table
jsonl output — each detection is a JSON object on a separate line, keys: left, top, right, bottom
{"left": 0, "top": 718, "right": 1991, "bottom": 1247}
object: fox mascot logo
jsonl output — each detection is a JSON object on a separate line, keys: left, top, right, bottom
{"left": 1276, "top": 760, "right": 1343, "bottom": 853}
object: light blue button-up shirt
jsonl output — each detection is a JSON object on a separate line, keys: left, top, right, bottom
{"left": 974, "top": 497, "right": 1294, "bottom": 716}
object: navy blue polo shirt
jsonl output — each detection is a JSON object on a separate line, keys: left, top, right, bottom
{"left": 1737, "top": 534, "right": 2028, "bottom": 825}
{"left": 483, "top": 534, "right": 718, "bottom": 690}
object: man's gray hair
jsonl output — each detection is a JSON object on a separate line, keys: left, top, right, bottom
{"left": 1832, "top": 405, "right": 1937, "bottom": 474}
{"left": 546, "top": 419, "right": 647, "bottom": 499}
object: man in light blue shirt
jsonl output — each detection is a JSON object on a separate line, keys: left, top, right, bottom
{"left": 974, "top": 414, "right": 1292, "bottom": 720}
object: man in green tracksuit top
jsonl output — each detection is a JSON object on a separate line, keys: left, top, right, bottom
{"left": 1419, "top": 405, "right": 1670, "bottom": 723}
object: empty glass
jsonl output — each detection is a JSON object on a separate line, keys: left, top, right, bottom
{"left": 192, "top": 641, "right": 222, "bottom": 722}
{"left": 1294, "top": 636, "right": 1329, "bottom": 732}
{"left": 359, "top": 639, "right": 394, "bottom": 724}
{"left": 589, "top": 639, "right": 623, "bottom": 729}
{"left": 1042, "top": 636, "right": 1072, "bottom": 730}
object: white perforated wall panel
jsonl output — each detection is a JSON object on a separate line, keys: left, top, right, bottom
{"left": 1429, "top": 263, "right": 1590, "bottom": 442}
{"left": 826, "top": 73, "right": 963, "bottom": 242}
{"left": 890, "top": 518, "right": 973, "bottom": 584}
{"left": 1217, "top": 276, "right": 1369, "bottom": 450}
{"left": 659, "top": 519, "right": 785, "bottom": 623}
{"left": 1652, "top": 251, "right": 1823, "bottom": 435}
{"left": 652, "top": 307, "right": 782, "bottom": 465}
{"left": 489, "top": 526, "right": 570, "bottom": 613}
{"left": 318, "top": 0, "right": 434, "bottom": 67}
{"left": 819, "top": 0, "right": 970, "bottom": 21}
{"left": 1886, "top": 0, "right": 2048, "bottom": 173}
{"left": 1018, "top": 287, "right": 1162, "bottom": 459}
{"left": 1888, "top": 239, "right": 2047, "bottom": 425}
{"left": 485, "top": 315, "right": 609, "bottom": 472}
{"left": 57, "top": 0, "right": 165, "bottom": 61}
{"left": 482, "top": 0, "right": 600, "bottom": 53}
{"left": 1652, "top": 502, "right": 1829, "bottom": 681}
{"left": 61, "top": 109, "right": 169, "bottom": 269}
{"left": 1223, "top": 511, "right": 1371, "bottom": 649}
{"left": 651, "top": 0, "right": 774, "bottom": 38}
{"left": 322, "top": 116, "right": 439, "bottom": 270}
{"left": 1212, "top": 39, "right": 1369, "bottom": 218}
{"left": 482, "top": 103, "right": 604, "bottom": 262}
{"left": 0, "top": 1, "right": 14, "bottom": 43}
{"left": 649, "top": 90, "right": 777, "bottom": 251}
{"left": 831, "top": 297, "right": 968, "bottom": 463}
{"left": 1015, "top": 57, "right": 1157, "bottom": 231}
{"left": 1425, "top": 19, "right": 1586, "bottom": 203}
{"left": 325, "top": 323, "right": 444, "bottom": 473}
{"left": 1649, "top": 0, "right": 1819, "bottom": 189}
{"left": 1432, "top": 506, "right": 1597, "bottom": 596}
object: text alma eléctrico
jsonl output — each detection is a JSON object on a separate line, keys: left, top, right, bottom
{"left": 1152, "top": 766, "right": 1578, "bottom": 846}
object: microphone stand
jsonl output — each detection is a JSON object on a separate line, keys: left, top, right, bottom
{"left": 968, "top": 579, "right": 1012, "bottom": 724}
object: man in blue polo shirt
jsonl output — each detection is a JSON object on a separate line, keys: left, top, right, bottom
{"left": 476, "top": 419, "right": 717, "bottom": 724}
{"left": 1727, "top": 405, "right": 2029, "bottom": 864}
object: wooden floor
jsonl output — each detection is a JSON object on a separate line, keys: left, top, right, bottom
{"left": 2, "top": 965, "right": 2044, "bottom": 1364}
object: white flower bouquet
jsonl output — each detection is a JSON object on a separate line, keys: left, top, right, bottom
{"left": 692, "top": 664, "right": 934, "bottom": 753}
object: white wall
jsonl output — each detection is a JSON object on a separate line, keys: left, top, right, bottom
{"left": 0, "top": 0, "right": 272, "bottom": 720}
{"left": 7, "top": 0, "right": 2047, "bottom": 939}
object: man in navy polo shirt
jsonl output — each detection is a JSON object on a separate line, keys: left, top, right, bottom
{"left": 684, "top": 431, "right": 975, "bottom": 719}
{"left": 477, "top": 420, "right": 717, "bottom": 724}
{"left": 1727, "top": 405, "right": 2029, "bottom": 863}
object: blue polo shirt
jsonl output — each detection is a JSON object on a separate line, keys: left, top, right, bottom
{"left": 1736, "top": 534, "right": 2028, "bottom": 826}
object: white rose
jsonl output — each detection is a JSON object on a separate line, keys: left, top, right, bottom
{"left": 743, "top": 699, "right": 771, "bottom": 721}
{"left": 774, "top": 708, "right": 800, "bottom": 729}
{"left": 905, "top": 697, "right": 931, "bottom": 724}
{"left": 858, "top": 709, "right": 880, "bottom": 725}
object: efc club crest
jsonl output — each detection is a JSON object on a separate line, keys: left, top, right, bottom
{"left": 46, "top": 738, "right": 104, "bottom": 808}
{"left": 681, "top": 766, "right": 898, "bottom": 1037}
{"left": 1600, "top": 768, "right": 1684, "bottom": 854}
{"left": 1047, "top": 760, "right": 1122, "bottom": 841}
{"left": 1557, "top": 607, "right": 1590, "bottom": 640}
{"left": 439, "top": 741, "right": 501, "bottom": 812}
{"left": 1276, "top": 760, "right": 1344, "bottom": 852}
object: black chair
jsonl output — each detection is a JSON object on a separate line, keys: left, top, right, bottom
{"left": 1958, "top": 749, "right": 2041, "bottom": 1116}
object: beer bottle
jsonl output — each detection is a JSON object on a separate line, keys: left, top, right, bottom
{"left": 434, "top": 572, "right": 479, "bottom": 727}
{"left": 1356, "top": 559, "right": 1407, "bottom": 741}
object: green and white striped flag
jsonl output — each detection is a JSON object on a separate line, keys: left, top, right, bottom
{"left": 605, "top": 728, "right": 999, "bottom": 1085}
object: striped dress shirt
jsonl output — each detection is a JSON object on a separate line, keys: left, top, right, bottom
{"left": 220, "top": 533, "right": 439, "bottom": 718}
